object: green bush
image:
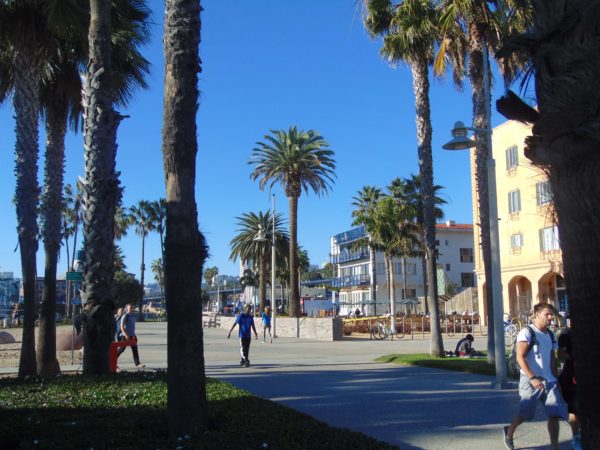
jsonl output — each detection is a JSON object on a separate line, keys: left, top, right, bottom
{"left": 0, "top": 372, "right": 398, "bottom": 449}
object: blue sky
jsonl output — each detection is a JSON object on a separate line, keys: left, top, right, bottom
{"left": 0, "top": 0, "right": 510, "bottom": 282}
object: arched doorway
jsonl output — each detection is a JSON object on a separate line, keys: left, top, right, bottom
{"left": 508, "top": 276, "right": 532, "bottom": 316}
{"left": 537, "top": 272, "right": 566, "bottom": 309}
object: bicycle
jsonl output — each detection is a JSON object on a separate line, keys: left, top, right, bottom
{"left": 371, "top": 315, "right": 405, "bottom": 340}
{"left": 503, "top": 314, "right": 520, "bottom": 346}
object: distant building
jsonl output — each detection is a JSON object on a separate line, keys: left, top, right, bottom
{"left": 330, "top": 222, "right": 475, "bottom": 316}
{"left": 471, "top": 120, "right": 566, "bottom": 320}
{"left": 35, "top": 277, "right": 67, "bottom": 305}
{"left": 0, "top": 272, "right": 19, "bottom": 307}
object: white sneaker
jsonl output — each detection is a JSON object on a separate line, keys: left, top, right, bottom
{"left": 136, "top": 363, "right": 145, "bottom": 369}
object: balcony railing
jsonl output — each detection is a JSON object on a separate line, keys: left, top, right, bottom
{"left": 330, "top": 248, "right": 370, "bottom": 264}
{"left": 331, "top": 274, "right": 371, "bottom": 288}
{"left": 333, "top": 226, "right": 366, "bottom": 245}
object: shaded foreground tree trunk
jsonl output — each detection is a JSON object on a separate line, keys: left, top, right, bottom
{"left": 13, "top": 39, "right": 40, "bottom": 378}
{"left": 288, "top": 195, "right": 300, "bottom": 317}
{"left": 37, "top": 97, "right": 69, "bottom": 376}
{"left": 527, "top": 2, "right": 600, "bottom": 444}
{"left": 411, "top": 59, "right": 443, "bottom": 356}
{"left": 81, "top": 0, "right": 120, "bottom": 375}
{"left": 163, "top": 0, "right": 207, "bottom": 437}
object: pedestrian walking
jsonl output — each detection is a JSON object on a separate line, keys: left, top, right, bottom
{"left": 117, "top": 304, "right": 145, "bottom": 369}
{"left": 503, "top": 303, "right": 567, "bottom": 450}
{"left": 227, "top": 304, "right": 257, "bottom": 367}
{"left": 557, "top": 327, "right": 581, "bottom": 450}
{"left": 262, "top": 306, "right": 272, "bottom": 343}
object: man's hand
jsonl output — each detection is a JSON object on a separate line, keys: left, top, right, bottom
{"left": 227, "top": 333, "right": 231, "bottom": 339}
{"left": 530, "top": 376, "right": 544, "bottom": 390}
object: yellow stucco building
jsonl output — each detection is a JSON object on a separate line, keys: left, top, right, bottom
{"left": 471, "top": 120, "right": 567, "bottom": 321}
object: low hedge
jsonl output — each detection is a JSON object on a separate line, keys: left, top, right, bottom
{"left": 0, "top": 372, "right": 399, "bottom": 449}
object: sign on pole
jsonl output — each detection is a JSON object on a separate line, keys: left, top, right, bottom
{"left": 66, "top": 271, "right": 83, "bottom": 282}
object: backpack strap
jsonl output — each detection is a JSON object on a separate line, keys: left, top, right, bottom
{"left": 525, "top": 325, "right": 537, "bottom": 353}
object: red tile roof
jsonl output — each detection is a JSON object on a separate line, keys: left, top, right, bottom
{"left": 435, "top": 223, "right": 473, "bottom": 230}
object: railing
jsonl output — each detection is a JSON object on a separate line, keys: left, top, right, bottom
{"left": 333, "top": 226, "right": 366, "bottom": 245}
{"left": 330, "top": 248, "right": 370, "bottom": 264}
{"left": 331, "top": 274, "right": 371, "bottom": 288}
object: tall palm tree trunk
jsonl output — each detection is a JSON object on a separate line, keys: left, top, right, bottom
{"left": 81, "top": 0, "right": 120, "bottom": 375}
{"left": 387, "top": 256, "right": 396, "bottom": 331}
{"left": 139, "top": 234, "right": 145, "bottom": 320}
{"left": 163, "top": 0, "right": 207, "bottom": 437}
{"left": 370, "top": 241, "right": 377, "bottom": 315}
{"left": 13, "top": 41, "right": 40, "bottom": 378}
{"left": 37, "top": 97, "right": 68, "bottom": 376}
{"left": 419, "top": 229, "right": 428, "bottom": 314}
{"left": 411, "top": 59, "right": 443, "bottom": 356}
{"left": 258, "top": 255, "right": 267, "bottom": 312}
{"left": 468, "top": 23, "right": 495, "bottom": 364}
{"left": 288, "top": 195, "right": 300, "bottom": 317}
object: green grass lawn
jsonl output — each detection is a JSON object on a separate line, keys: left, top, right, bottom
{"left": 0, "top": 371, "right": 398, "bottom": 449}
{"left": 376, "top": 353, "right": 500, "bottom": 377}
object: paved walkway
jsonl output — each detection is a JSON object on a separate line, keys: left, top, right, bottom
{"left": 0, "top": 322, "right": 572, "bottom": 449}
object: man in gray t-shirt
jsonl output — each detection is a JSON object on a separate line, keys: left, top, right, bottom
{"left": 503, "top": 303, "right": 567, "bottom": 450}
{"left": 117, "top": 304, "right": 145, "bottom": 369}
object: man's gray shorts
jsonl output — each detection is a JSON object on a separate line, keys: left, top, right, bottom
{"left": 518, "top": 375, "right": 568, "bottom": 420}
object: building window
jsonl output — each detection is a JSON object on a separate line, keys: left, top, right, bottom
{"left": 510, "top": 233, "right": 523, "bottom": 250}
{"left": 445, "top": 263, "right": 451, "bottom": 271}
{"left": 506, "top": 145, "right": 518, "bottom": 171}
{"left": 405, "top": 263, "right": 417, "bottom": 275}
{"left": 459, "top": 247, "right": 474, "bottom": 263}
{"left": 536, "top": 181, "right": 552, "bottom": 206}
{"left": 539, "top": 226, "right": 560, "bottom": 252}
{"left": 435, "top": 239, "right": 440, "bottom": 246}
{"left": 403, "top": 288, "right": 417, "bottom": 298}
{"left": 461, "top": 272, "right": 476, "bottom": 288}
{"left": 508, "top": 189, "right": 521, "bottom": 214}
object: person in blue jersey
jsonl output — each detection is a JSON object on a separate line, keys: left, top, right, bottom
{"left": 261, "top": 306, "right": 272, "bottom": 343}
{"left": 227, "top": 304, "right": 258, "bottom": 367}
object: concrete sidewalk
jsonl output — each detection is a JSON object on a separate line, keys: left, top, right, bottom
{"left": 1, "top": 322, "right": 572, "bottom": 449}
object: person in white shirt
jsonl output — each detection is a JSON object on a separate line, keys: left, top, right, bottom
{"left": 503, "top": 303, "right": 567, "bottom": 450}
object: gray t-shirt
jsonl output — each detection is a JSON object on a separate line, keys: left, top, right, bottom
{"left": 121, "top": 312, "right": 136, "bottom": 337}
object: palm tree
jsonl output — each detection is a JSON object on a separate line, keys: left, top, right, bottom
{"left": 203, "top": 266, "right": 218, "bottom": 291}
{"left": 162, "top": 0, "right": 206, "bottom": 437}
{"left": 435, "top": 0, "right": 532, "bottom": 364}
{"left": 394, "top": 175, "right": 446, "bottom": 312}
{"left": 357, "top": 195, "right": 419, "bottom": 329}
{"left": 229, "top": 211, "right": 289, "bottom": 313}
{"left": 496, "top": 1, "right": 599, "bottom": 444}
{"left": 150, "top": 198, "right": 166, "bottom": 260}
{"left": 62, "top": 183, "right": 83, "bottom": 273}
{"left": 129, "top": 199, "right": 154, "bottom": 316}
{"left": 250, "top": 126, "right": 336, "bottom": 317}
{"left": 79, "top": 0, "right": 121, "bottom": 375}
{"left": 36, "top": 0, "right": 149, "bottom": 376}
{"left": 0, "top": 0, "right": 67, "bottom": 377}
{"left": 364, "top": 0, "right": 443, "bottom": 355}
{"left": 352, "top": 186, "right": 382, "bottom": 314}
{"left": 151, "top": 258, "right": 165, "bottom": 308}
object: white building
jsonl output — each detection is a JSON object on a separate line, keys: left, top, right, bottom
{"left": 330, "top": 222, "right": 475, "bottom": 316}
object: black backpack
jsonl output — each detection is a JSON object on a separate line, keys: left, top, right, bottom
{"left": 507, "top": 325, "right": 555, "bottom": 377}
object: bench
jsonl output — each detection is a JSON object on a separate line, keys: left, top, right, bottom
{"left": 202, "top": 312, "right": 221, "bottom": 328}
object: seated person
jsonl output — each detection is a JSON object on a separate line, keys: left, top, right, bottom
{"left": 454, "top": 334, "right": 477, "bottom": 357}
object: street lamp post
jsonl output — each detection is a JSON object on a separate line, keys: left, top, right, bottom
{"left": 442, "top": 43, "right": 508, "bottom": 389}
{"left": 253, "top": 193, "right": 277, "bottom": 338}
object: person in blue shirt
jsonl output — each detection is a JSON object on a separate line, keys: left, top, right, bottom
{"left": 227, "top": 304, "right": 258, "bottom": 367}
{"left": 261, "top": 306, "right": 272, "bottom": 343}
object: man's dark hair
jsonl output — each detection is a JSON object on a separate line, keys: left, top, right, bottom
{"left": 466, "top": 333, "right": 474, "bottom": 341}
{"left": 533, "top": 302, "right": 555, "bottom": 315}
